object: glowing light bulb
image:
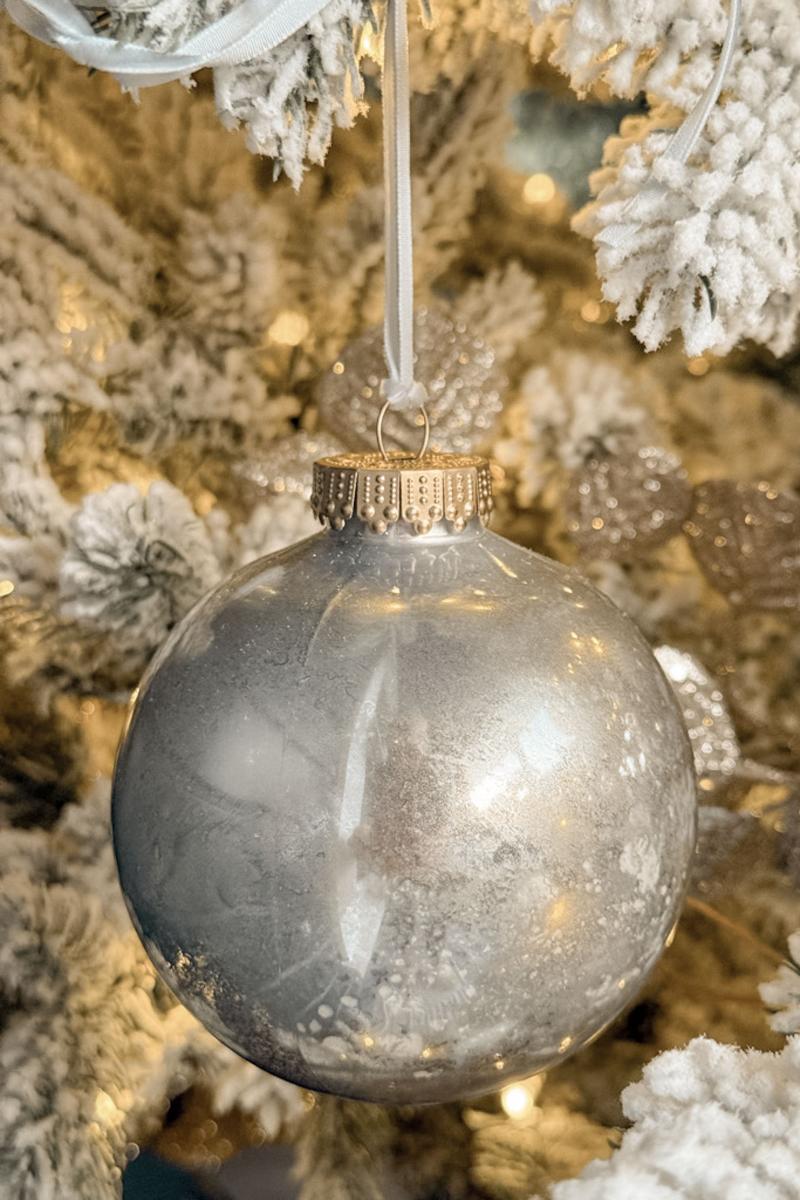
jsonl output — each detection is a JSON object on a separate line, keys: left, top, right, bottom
{"left": 501, "top": 1075, "right": 545, "bottom": 1120}
{"left": 501, "top": 1084, "right": 535, "bottom": 1119}
{"left": 523, "top": 173, "right": 557, "bottom": 205}
{"left": 268, "top": 310, "right": 310, "bottom": 347}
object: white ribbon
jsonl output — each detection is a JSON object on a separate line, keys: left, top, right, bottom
{"left": 3, "top": 0, "right": 332, "bottom": 88}
{"left": 598, "top": 0, "right": 741, "bottom": 252}
{"left": 381, "top": 0, "right": 426, "bottom": 413}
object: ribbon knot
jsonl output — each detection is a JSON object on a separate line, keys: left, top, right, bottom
{"left": 380, "top": 377, "right": 429, "bottom": 412}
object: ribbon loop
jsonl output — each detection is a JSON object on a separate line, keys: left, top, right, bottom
{"left": 4, "top": 0, "right": 333, "bottom": 88}
{"left": 598, "top": 0, "right": 741, "bottom": 252}
{"left": 376, "top": 398, "right": 430, "bottom": 462}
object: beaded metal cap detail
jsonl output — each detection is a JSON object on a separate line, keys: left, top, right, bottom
{"left": 311, "top": 452, "right": 494, "bottom": 535}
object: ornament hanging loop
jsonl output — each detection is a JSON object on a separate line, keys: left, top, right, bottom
{"left": 376, "top": 398, "right": 430, "bottom": 462}
{"left": 378, "top": 0, "right": 430, "bottom": 458}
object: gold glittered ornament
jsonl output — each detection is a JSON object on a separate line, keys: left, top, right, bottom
{"left": 316, "top": 308, "right": 505, "bottom": 456}
{"left": 566, "top": 440, "right": 692, "bottom": 561}
{"left": 684, "top": 480, "right": 800, "bottom": 611}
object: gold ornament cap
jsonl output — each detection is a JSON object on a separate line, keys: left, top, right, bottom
{"left": 311, "top": 451, "right": 494, "bottom": 535}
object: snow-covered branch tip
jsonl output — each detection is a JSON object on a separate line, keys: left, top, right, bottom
{"left": 532, "top": 1, "right": 800, "bottom": 356}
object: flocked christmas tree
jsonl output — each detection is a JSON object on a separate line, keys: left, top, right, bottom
{"left": 2, "top": 0, "right": 800, "bottom": 1197}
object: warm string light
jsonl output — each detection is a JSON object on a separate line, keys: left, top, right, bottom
{"left": 267, "top": 309, "right": 311, "bottom": 347}
{"left": 500, "top": 1074, "right": 545, "bottom": 1120}
{"left": 523, "top": 172, "right": 556, "bottom": 205}
{"left": 560, "top": 288, "right": 613, "bottom": 329}
{"left": 521, "top": 172, "right": 567, "bottom": 224}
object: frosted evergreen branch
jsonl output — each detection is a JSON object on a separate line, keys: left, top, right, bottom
{"left": 531, "top": 0, "right": 800, "bottom": 354}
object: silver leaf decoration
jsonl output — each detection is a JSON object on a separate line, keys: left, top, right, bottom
{"left": 654, "top": 645, "right": 740, "bottom": 787}
{"left": 566, "top": 439, "right": 691, "bottom": 562}
{"left": 685, "top": 480, "right": 800, "bottom": 611}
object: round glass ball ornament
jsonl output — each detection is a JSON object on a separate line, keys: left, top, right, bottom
{"left": 113, "top": 452, "right": 696, "bottom": 1105}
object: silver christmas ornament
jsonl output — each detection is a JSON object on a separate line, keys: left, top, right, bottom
{"left": 316, "top": 310, "right": 505, "bottom": 456}
{"left": 113, "top": 452, "right": 696, "bottom": 1105}
{"left": 566, "top": 440, "right": 691, "bottom": 562}
{"left": 685, "top": 480, "right": 800, "bottom": 611}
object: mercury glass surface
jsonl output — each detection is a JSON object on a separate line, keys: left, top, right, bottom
{"left": 112, "top": 518, "right": 696, "bottom": 1104}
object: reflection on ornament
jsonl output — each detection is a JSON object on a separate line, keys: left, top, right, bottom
{"left": 566, "top": 441, "right": 692, "bottom": 561}
{"left": 654, "top": 646, "right": 740, "bottom": 789}
{"left": 316, "top": 309, "right": 505, "bottom": 456}
{"left": 684, "top": 481, "right": 800, "bottom": 611}
{"left": 113, "top": 453, "right": 695, "bottom": 1105}
{"left": 233, "top": 431, "right": 346, "bottom": 502}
